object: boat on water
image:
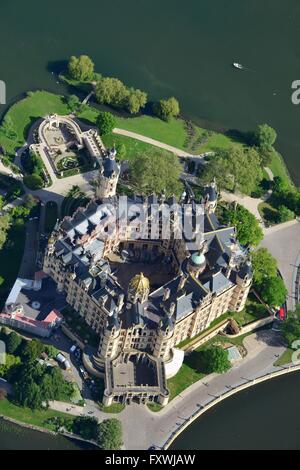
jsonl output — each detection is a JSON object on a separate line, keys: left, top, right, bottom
{"left": 233, "top": 62, "right": 243, "bottom": 70}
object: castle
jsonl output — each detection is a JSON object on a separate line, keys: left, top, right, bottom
{"left": 43, "top": 147, "right": 252, "bottom": 407}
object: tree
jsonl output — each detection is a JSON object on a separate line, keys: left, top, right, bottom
{"left": 14, "top": 380, "right": 43, "bottom": 409}
{"left": 280, "top": 306, "right": 300, "bottom": 348}
{"left": 130, "top": 149, "right": 183, "bottom": 197}
{"left": 259, "top": 276, "right": 287, "bottom": 307}
{"left": 23, "top": 174, "right": 44, "bottom": 190}
{"left": 272, "top": 176, "right": 289, "bottom": 195}
{"left": 200, "top": 147, "right": 263, "bottom": 195}
{"left": 0, "top": 276, "right": 4, "bottom": 287}
{"left": 20, "top": 339, "right": 44, "bottom": 362}
{"left": 0, "top": 213, "right": 11, "bottom": 249}
{"left": 23, "top": 194, "right": 37, "bottom": 210}
{"left": 12, "top": 361, "right": 73, "bottom": 409}
{"left": 43, "top": 344, "right": 59, "bottom": 358}
{"left": 66, "top": 94, "right": 81, "bottom": 113}
{"left": 1, "top": 116, "right": 17, "bottom": 139}
{"left": 251, "top": 248, "right": 278, "bottom": 286}
{"left": 125, "top": 88, "right": 147, "bottom": 114}
{"left": 97, "top": 418, "right": 123, "bottom": 450}
{"left": 11, "top": 205, "right": 30, "bottom": 220}
{"left": 277, "top": 205, "right": 295, "bottom": 223}
{"left": 200, "top": 346, "right": 231, "bottom": 374}
{"left": 254, "top": 124, "right": 277, "bottom": 151}
{"left": 153, "top": 97, "right": 180, "bottom": 121}
{"left": 95, "top": 77, "right": 128, "bottom": 107}
{"left": 0, "top": 354, "right": 21, "bottom": 377}
{"left": 220, "top": 203, "right": 263, "bottom": 247}
{"left": 97, "top": 111, "right": 116, "bottom": 135}
{"left": 68, "top": 55, "right": 94, "bottom": 81}
{"left": 73, "top": 416, "right": 99, "bottom": 441}
{"left": 6, "top": 331, "right": 22, "bottom": 355}
{"left": 116, "top": 143, "right": 126, "bottom": 160}
{"left": 0, "top": 195, "right": 4, "bottom": 210}
{"left": 23, "top": 151, "right": 44, "bottom": 176}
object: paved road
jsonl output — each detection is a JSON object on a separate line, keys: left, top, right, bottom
{"left": 18, "top": 218, "right": 40, "bottom": 278}
{"left": 49, "top": 329, "right": 286, "bottom": 450}
{"left": 261, "top": 219, "right": 300, "bottom": 311}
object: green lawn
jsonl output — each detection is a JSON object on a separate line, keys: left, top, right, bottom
{"left": 70, "top": 383, "right": 84, "bottom": 405}
{"left": 147, "top": 402, "right": 163, "bottom": 413}
{"left": 0, "top": 221, "right": 26, "bottom": 309}
{"left": 274, "top": 348, "right": 293, "bottom": 366}
{"left": 44, "top": 201, "right": 58, "bottom": 234}
{"left": 102, "top": 133, "right": 173, "bottom": 163}
{"left": 115, "top": 115, "right": 187, "bottom": 149}
{"left": 0, "top": 91, "right": 69, "bottom": 157}
{"left": 231, "top": 294, "right": 270, "bottom": 327}
{"left": 79, "top": 107, "right": 243, "bottom": 156}
{"left": 99, "top": 403, "right": 125, "bottom": 414}
{"left": 269, "top": 150, "right": 294, "bottom": 189}
{"left": 167, "top": 363, "right": 205, "bottom": 401}
{"left": 0, "top": 399, "right": 74, "bottom": 431}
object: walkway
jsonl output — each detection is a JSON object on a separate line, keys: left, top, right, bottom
{"left": 113, "top": 128, "right": 200, "bottom": 158}
{"left": 221, "top": 190, "right": 264, "bottom": 226}
{"left": 49, "top": 329, "right": 287, "bottom": 450}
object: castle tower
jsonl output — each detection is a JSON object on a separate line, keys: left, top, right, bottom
{"left": 202, "top": 179, "right": 218, "bottom": 214}
{"left": 96, "top": 313, "right": 121, "bottom": 369}
{"left": 128, "top": 272, "right": 150, "bottom": 304}
{"left": 96, "top": 148, "right": 120, "bottom": 199}
{"left": 229, "top": 260, "right": 253, "bottom": 312}
{"left": 187, "top": 241, "right": 208, "bottom": 278}
{"left": 154, "top": 302, "right": 175, "bottom": 360}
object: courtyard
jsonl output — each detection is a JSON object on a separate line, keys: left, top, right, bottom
{"left": 107, "top": 251, "right": 175, "bottom": 292}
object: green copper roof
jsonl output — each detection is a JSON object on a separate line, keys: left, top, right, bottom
{"left": 191, "top": 251, "right": 206, "bottom": 266}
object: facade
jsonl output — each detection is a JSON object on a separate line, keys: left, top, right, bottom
{"left": 43, "top": 163, "right": 253, "bottom": 406}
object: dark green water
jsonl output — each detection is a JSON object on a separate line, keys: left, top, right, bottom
{"left": 171, "top": 372, "right": 300, "bottom": 450}
{"left": 0, "top": 0, "right": 300, "bottom": 183}
{"left": 0, "top": 419, "right": 93, "bottom": 450}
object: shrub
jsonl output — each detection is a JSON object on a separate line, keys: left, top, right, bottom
{"left": 97, "top": 111, "right": 117, "bottom": 135}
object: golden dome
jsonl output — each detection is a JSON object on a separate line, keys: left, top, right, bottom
{"left": 129, "top": 272, "right": 150, "bottom": 295}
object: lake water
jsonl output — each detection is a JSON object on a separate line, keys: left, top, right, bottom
{"left": 0, "top": 418, "right": 93, "bottom": 450}
{"left": 171, "top": 372, "right": 300, "bottom": 450}
{"left": 1, "top": 0, "right": 300, "bottom": 450}
{"left": 0, "top": 0, "right": 300, "bottom": 183}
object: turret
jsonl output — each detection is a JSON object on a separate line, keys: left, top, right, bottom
{"left": 187, "top": 241, "right": 207, "bottom": 278}
{"left": 202, "top": 179, "right": 218, "bottom": 213}
{"left": 96, "top": 148, "right": 120, "bottom": 199}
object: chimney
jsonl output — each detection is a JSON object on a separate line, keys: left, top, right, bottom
{"left": 169, "top": 302, "right": 176, "bottom": 316}
{"left": 163, "top": 288, "right": 171, "bottom": 301}
{"left": 178, "top": 273, "right": 187, "bottom": 291}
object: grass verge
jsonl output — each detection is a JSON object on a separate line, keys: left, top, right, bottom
{"left": 0, "top": 399, "right": 74, "bottom": 431}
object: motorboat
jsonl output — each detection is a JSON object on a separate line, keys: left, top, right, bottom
{"left": 233, "top": 62, "right": 243, "bottom": 70}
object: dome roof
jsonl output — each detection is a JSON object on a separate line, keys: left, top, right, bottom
{"left": 102, "top": 157, "right": 118, "bottom": 177}
{"left": 190, "top": 251, "right": 206, "bottom": 266}
{"left": 129, "top": 272, "right": 150, "bottom": 295}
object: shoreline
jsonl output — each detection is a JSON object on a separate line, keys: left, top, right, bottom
{"left": 0, "top": 414, "right": 100, "bottom": 449}
{"left": 0, "top": 87, "right": 296, "bottom": 189}
{"left": 164, "top": 363, "right": 300, "bottom": 449}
